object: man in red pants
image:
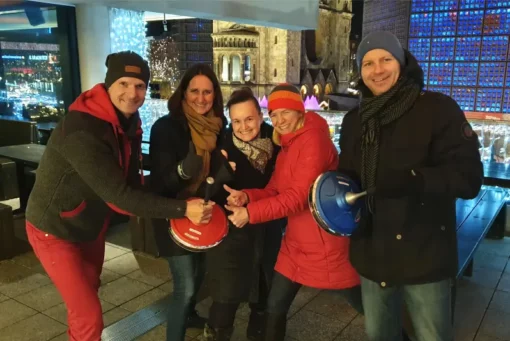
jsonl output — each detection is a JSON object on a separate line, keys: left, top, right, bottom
{"left": 25, "top": 51, "right": 213, "bottom": 341}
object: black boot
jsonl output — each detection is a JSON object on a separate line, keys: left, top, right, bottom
{"left": 263, "top": 313, "right": 287, "bottom": 341}
{"left": 247, "top": 310, "right": 264, "bottom": 340}
{"left": 186, "top": 310, "right": 207, "bottom": 329}
{"left": 203, "top": 323, "right": 234, "bottom": 341}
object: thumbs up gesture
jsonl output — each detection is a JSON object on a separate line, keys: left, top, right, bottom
{"left": 223, "top": 184, "right": 248, "bottom": 207}
{"left": 225, "top": 205, "right": 249, "bottom": 228}
{"left": 178, "top": 142, "right": 203, "bottom": 180}
{"left": 221, "top": 149, "right": 236, "bottom": 172}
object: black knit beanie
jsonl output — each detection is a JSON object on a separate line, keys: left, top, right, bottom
{"left": 104, "top": 51, "right": 150, "bottom": 89}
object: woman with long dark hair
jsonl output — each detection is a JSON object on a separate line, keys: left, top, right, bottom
{"left": 149, "top": 63, "right": 227, "bottom": 341}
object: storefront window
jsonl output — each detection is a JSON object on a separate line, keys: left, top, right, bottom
{"left": 0, "top": 2, "right": 79, "bottom": 123}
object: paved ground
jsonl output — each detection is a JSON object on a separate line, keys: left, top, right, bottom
{"left": 1, "top": 237, "right": 509, "bottom": 341}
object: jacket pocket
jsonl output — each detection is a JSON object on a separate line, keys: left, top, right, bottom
{"left": 59, "top": 200, "right": 87, "bottom": 218}
{"left": 59, "top": 199, "right": 110, "bottom": 241}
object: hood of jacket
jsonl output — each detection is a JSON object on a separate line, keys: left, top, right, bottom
{"left": 68, "top": 83, "right": 142, "bottom": 136}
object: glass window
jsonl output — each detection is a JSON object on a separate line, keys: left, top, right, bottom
{"left": 221, "top": 55, "right": 229, "bottom": 81}
{"left": 432, "top": 12, "right": 457, "bottom": 36}
{"left": 503, "top": 89, "right": 510, "bottom": 112}
{"left": 478, "top": 62, "right": 506, "bottom": 87}
{"left": 431, "top": 37, "right": 455, "bottom": 60}
{"left": 244, "top": 55, "right": 251, "bottom": 81}
{"left": 455, "top": 36, "right": 481, "bottom": 61}
{"left": 435, "top": 0, "right": 459, "bottom": 12}
{"left": 0, "top": 2, "right": 79, "bottom": 124}
{"left": 452, "top": 87, "right": 476, "bottom": 111}
{"left": 409, "top": 13, "right": 433, "bottom": 37}
{"left": 419, "top": 62, "right": 430, "bottom": 85}
{"left": 429, "top": 62, "right": 453, "bottom": 86}
{"left": 453, "top": 62, "right": 479, "bottom": 87}
{"left": 483, "top": 9, "right": 510, "bottom": 35}
{"left": 460, "top": 0, "right": 486, "bottom": 10}
{"left": 411, "top": 0, "right": 434, "bottom": 13}
{"left": 231, "top": 55, "right": 241, "bottom": 81}
{"left": 486, "top": 0, "right": 510, "bottom": 8}
{"left": 481, "top": 36, "right": 509, "bottom": 61}
{"left": 457, "top": 10, "right": 484, "bottom": 35}
{"left": 476, "top": 88, "right": 503, "bottom": 112}
{"left": 409, "top": 38, "right": 431, "bottom": 61}
{"left": 410, "top": 0, "right": 510, "bottom": 167}
{"left": 428, "top": 86, "right": 452, "bottom": 97}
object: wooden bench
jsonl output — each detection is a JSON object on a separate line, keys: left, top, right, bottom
{"left": 451, "top": 185, "right": 508, "bottom": 321}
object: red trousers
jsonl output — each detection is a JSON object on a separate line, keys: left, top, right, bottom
{"left": 26, "top": 220, "right": 109, "bottom": 341}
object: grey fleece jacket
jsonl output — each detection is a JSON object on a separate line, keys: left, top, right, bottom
{"left": 25, "top": 84, "right": 186, "bottom": 242}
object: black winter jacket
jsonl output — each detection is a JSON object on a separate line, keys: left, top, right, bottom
{"left": 149, "top": 113, "right": 228, "bottom": 257}
{"left": 206, "top": 122, "right": 284, "bottom": 303}
{"left": 339, "top": 71, "right": 483, "bottom": 286}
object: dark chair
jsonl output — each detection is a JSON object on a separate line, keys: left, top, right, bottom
{"left": 0, "top": 116, "right": 39, "bottom": 147}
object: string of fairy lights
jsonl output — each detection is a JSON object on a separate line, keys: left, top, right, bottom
{"left": 108, "top": 8, "right": 169, "bottom": 139}
{"left": 109, "top": 8, "right": 148, "bottom": 59}
{"left": 149, "top": 38, "right": 181, "bottom": 93}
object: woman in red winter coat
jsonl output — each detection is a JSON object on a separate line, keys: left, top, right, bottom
{"left": 225, "top": 84, "right": 362, "bottom": 340}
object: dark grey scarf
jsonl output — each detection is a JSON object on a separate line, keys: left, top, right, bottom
{"left": 359, "top": 76, "right": 422, "bottom": 209}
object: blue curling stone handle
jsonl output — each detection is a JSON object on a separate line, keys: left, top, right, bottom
{"left": 311, "top": 171, "right": 364, "bottom": 236}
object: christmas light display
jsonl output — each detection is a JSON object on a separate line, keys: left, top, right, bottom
{"left": 109, "top": 8, "right": 148, "bottom": 58}
{"left": 149, "top": 37, "right": 181, "bottom": 93}
{"left": 108, "top": 8, "right": 168, "bottom": 141}
{"left": 0, "top": 41, "right": 59, "bottom": 52}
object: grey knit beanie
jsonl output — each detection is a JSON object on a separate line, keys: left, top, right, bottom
{"left": 356, "top": 31, "right": 405, "bottom": 68}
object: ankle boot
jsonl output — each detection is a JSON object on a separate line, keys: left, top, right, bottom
{"left": 186, "top": 310, "right": 207, "bottom": 329}
{"left": 262, "top": 313, "right": 287, "bottom": 341}
{"left": 203, "top": 323, "right": 234, "bottom": 341}
{"left": 247, "top": 310, "right": 264, "bottom": 340}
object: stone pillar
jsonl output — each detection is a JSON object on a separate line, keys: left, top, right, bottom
{"left": 75, "top": 5, "right": 111, "bottom": 91}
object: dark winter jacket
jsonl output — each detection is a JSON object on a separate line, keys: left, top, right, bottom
{"left": 149, "top": 113, "right": 228, "bottom": 257}
{"left": 206, "top": 122, "right": 284, "bottom": 303}
{"left": 25, "top": 84, "right": 187, "bottom": 242}
{"left": 338, "top": 57, "right": 483, "bottom": 286}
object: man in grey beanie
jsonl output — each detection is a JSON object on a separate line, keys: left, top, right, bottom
{"left": 337, "top": 31, "right": 483, "bottom": 341}
{"left": 356, "top": 31, "right": 407, "bottom": 96}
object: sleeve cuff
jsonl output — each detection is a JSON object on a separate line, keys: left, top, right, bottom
{"left": 177, "top": 162, "right": 191, "bottom": 180}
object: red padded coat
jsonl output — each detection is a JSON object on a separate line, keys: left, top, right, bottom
{"left": 245, "top": 112, "right": 360, "bottom": 289}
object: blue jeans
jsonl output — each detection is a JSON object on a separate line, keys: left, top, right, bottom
{"left": 165, "top": 254, "right": 205, "bottom": 341}
{"left": 361, "top": 276, "right": 453, "bottom": 341}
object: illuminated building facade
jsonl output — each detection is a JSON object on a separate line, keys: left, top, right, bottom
{"left": 363, "top": 0, "right": 510, "bottom": 113}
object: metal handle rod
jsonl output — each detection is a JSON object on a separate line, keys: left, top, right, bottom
{"left": 344, "top": 190, "right": 368, "bottom": 205}
{"left": 204, "top": 177, "right": 215, "bottom": 204}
